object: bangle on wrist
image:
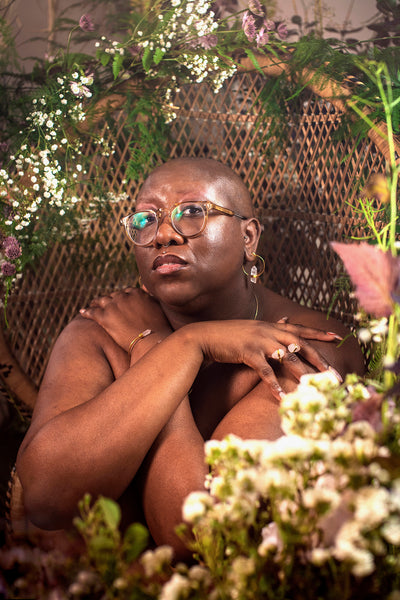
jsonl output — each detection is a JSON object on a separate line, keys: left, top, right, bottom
{"left": 128, "top": 329, "right": 153, "bottom": 356}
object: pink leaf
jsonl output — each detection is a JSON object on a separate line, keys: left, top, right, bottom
{"left": 331, "top": 242, "right": 399, "bottom": 317}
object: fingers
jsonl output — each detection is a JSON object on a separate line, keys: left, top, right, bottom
{"left": 290, "top": 339, "right": 343, "bottom": 381}
{"left": 79, "top": 305, "right": 99, "bottom": 321}
{"left": 267, "top": 339, "right": 343, "bottom": 383}
{"left": 257, "top": 322, "right": 343, "bottom": 383}
{"left": 249, "top": 354, "right": 285, "bottom": 402}
{"left": 282, "top": 323, "right": 342, "bottom": 342}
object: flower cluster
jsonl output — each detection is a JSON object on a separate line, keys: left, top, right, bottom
{"left": 0, "top": 65, "right": 115, "bottom": 294}
{"left": 0, "top": 71, "right": 92, "bottom": 231}
{"left": 242, "top": 0, "right": 288, "bottom": 47}
{"left": 1, "top": 235, "right": 21, "bottom": 277}
{"left": 180, "top": 371, "right": 400, "bottom": 597}
{"left": 0, "top": 0, "right": 286, "bottom": 297}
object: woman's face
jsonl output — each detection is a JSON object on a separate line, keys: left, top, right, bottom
{"left": 133, "top": 162, "right": 248, "bottom": 311}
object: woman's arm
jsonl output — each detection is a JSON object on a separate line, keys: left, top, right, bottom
{"left": 16, "top": 318, "right": 203, "bottom": 529}
{"left": 18, "top": 285, "right": 354, "bottom": 531}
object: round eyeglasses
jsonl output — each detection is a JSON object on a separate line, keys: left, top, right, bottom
{"left": 120, "top": 200, "right": 248, "bottom": 246}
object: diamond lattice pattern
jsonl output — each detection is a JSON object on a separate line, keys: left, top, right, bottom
{"left": 6, "top": 71, "right": 386, "bottom": 386}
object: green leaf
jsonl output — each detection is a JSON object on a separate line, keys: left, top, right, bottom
{"left": 98, "top": 496, "right": 121, "bottom": 529}
{"left": 100, "top": 52, "right": 111, "bottom": 67}
{"left": 113, "top": 53, "right": 124, "bottom": 79}
{"left": 142, "top": 46, "right": 153, "bottom": 72}
{"left": 122, "top": 522, "right": 149, "bottom": 562}
{"left": 153, "top": 47, "right": 165, "bottom": 65}
{"left": 244, "top": 49, "right": 264, "bottom": 75}
{"left": 89, "top": 534, "right": 117, "bottom": 554}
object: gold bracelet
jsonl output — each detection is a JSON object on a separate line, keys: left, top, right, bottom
{"left": 128, "top": 329, "right": 153, "bottom": 356}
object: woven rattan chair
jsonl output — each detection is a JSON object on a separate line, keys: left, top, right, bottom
{"left": 2, "top": 55, "right": 394, "bottom": 411}
{"left": 3, "top": 55, "right": 396, "bottom": 545}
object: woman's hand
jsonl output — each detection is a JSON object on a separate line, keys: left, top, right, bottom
{"left": 79, "top": 287, "right": 171, "bottom": 352}
{"left": 185, "top": 319, "right": 343, "bottom": 401}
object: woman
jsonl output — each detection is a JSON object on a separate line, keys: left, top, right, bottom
{"left": 16, "top": 158, "right": 364, "bottom": 558}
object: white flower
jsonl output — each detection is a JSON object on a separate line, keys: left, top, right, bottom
{"left": 140, "top": 545, "right": 173, "bottom": 577}
{"left": 188, "top": 564, "right": 211, "bottom": 584}
{"left": 230, "top": 555, "right": 255, "bottom": 578}
{"left": 358, "top": 328, "right": 372, "bottom": 343}
{"left": 354, "top": 487, "right": 390, "bottom": 529}
{"left": 302, "top": 486, "right": 341, "bottom": 512}
{"left": 310, "top": 547, "right": 331, "bottom": 565}
{"left": 351, "top": 548, "right": 375, "bottom": 577}
{"left": 381, "top": 516, "right": 400, "bottom": 545}
{"left": 182, "top": 491, "right": 212, "bottom": 523}
{"left": 258, "top": 522, "right": 282, "bottom": 556}
{"left": 160, "top": 573, "right": 190, "bottom": 600}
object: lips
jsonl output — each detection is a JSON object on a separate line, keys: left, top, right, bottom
{"left": 152, "top": 254, "right": 188, "bottom": 274}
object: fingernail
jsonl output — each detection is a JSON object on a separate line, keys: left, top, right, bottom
{"left": 327, "top": 332, "right": 343, "bottom": 340}
{"left": 288, "top": 343, "right": 300, "bottom": 353}
{"left": 271, "top": 348, "right": 285, "bottom": 361}
{"left": 278, "top": 316, "right": 289, "bottom": 323}
{"left": 328, "top": 366, "right": 343, "bottom": 382}
{"left": 79, "top": 308, "right": 86, "bottom": 314}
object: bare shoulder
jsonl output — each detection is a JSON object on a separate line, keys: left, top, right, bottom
{"left": 27, "top": 316, "right": 127, "bottom": 436}
{"left": 47, "top": 314, "right": 125, "bottom": 372}
{"left": 260, "top": 287, "right": 365, "bottom": 376}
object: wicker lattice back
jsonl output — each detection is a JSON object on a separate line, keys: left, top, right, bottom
{"left": 5, "top": 66, "right": 388, "bottom": 390}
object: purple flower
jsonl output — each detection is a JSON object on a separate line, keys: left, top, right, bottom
{"left": 242, "top": 11, "right": 256, "bottom": 41}
{"left": 248, "top": 0, "right": 264, "bottom": 17}
{"left": 264, "top": 19, "right": 275, "bottom": 31}
{"left": 187, "top": 34, "right": 219, "bottom": 50}
{"left": 277, "top": 22, "right": 288, "bottom": 39}
{"left": 79, "top": 14, "right": 94, "bottom": 32}
{"left": 198, "top": 34, "right": 218, "bottom": 49}
{"left": 0, "top": 142, "right": 9, "bottom": 152}
{"left": 3, "top": 236, "right": 21, "bottom": 259}
{"left": 1, "top": 261, "right": 16, "bottom": 277}
{"left": 256, "top": 27, "right": 269, "bottom": 47}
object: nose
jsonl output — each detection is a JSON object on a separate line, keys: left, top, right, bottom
{"left": 154, "top": 212, "right": 184, "bottom": 247}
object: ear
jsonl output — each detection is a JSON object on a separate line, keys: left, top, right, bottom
{"left": 241, "top": 218, "right": 263, "bottom": 262}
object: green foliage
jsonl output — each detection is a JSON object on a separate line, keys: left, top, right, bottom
{"left": 124, "top": 94, "right": 168, "bottom": 181}
{"left": 74, "top": 494, "right": 150, "bottom": 586}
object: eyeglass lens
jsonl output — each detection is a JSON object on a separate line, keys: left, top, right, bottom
{"left": 127, "top": 202, "right": 206, "bottom": 245}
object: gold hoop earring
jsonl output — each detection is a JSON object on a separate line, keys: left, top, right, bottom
{"left": 242, "top": 252, "right": 265, "bottom": 284}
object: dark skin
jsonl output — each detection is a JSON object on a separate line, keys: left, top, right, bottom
{"left": 16, "top": 158, "right": 365, "bottom": 560}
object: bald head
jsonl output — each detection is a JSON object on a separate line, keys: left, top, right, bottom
{"left": 140, "top": 158, "right": 254, "bottom": 217}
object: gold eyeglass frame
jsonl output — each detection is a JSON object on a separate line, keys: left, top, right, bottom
{"left": 120, "top": 200, "right": 249, "bottom": 246}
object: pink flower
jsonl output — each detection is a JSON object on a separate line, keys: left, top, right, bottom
{"left": 3, "top": 236, "right": 21, "bottom": 259}
{"left": 248, "top": 0, "right": 264, "bottom": 16}
{"left": 277, "top": 22, "right": 288, "bottom": 39}
{"left": 242, "top": 11, "right": 256, "bottom": 41}
{"left": 79, "top": 14, "right": 94, "bottom": 32}
{"left": 264, "top": 19, "right": 275, "bottom": 31}
{"left": 1, "top": 261, "right": 16, "bottom": 277}
{"left": 256, "top": 27, "right": 269, "bottom": 47}
{"left": 197, "top": 34, "right": 218, "bottom": 49}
